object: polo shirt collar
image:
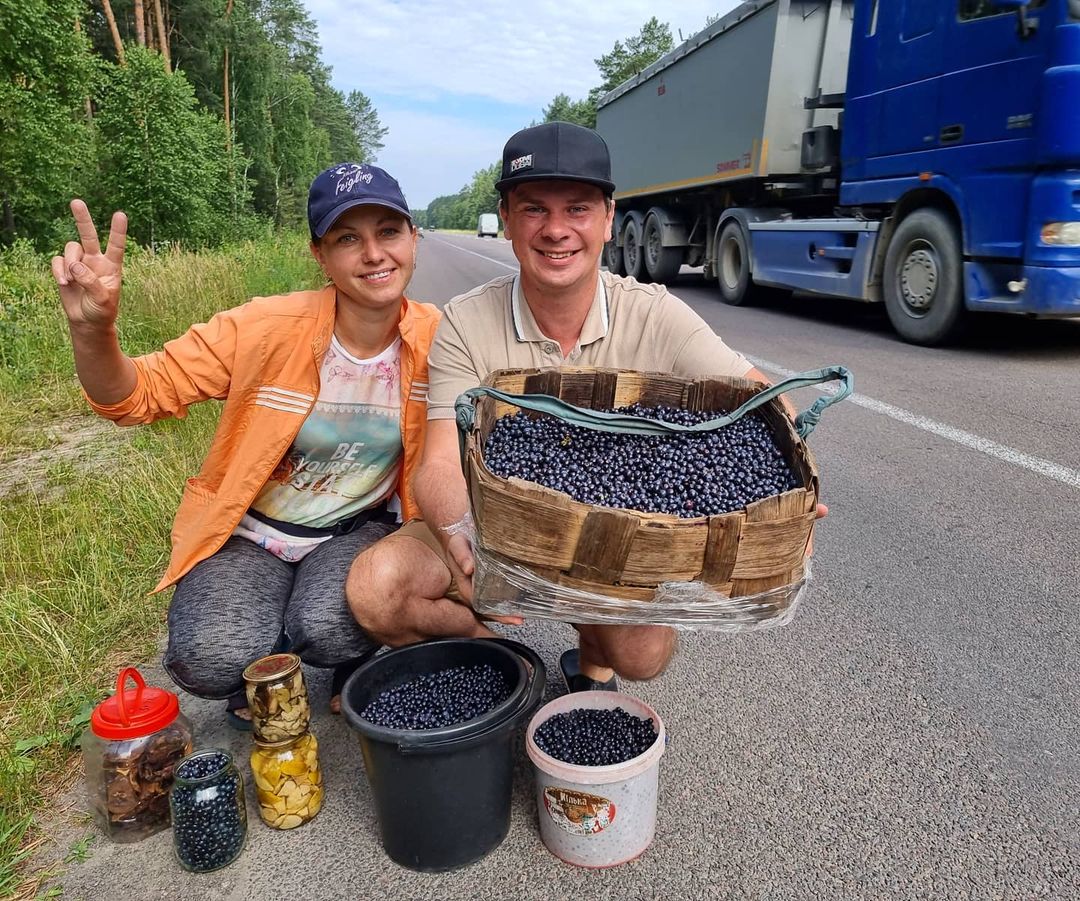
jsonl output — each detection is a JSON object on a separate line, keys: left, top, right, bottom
{"left": 511, "top": 274, "right": 609, "bottom": 348}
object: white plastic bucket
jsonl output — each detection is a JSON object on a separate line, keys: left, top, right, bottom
{"left": 525, "top": 690, "right": 665, "bottom": 868}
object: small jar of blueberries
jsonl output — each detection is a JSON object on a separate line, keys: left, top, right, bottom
{"left": 169, "top": 749, "right": 247, "bottom": 872}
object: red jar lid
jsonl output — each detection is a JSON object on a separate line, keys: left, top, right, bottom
{"left": 90, "top": 668, "right": 180, "bottom": 740}
{"left": 243, "top": 653, "right": 301, "bottom": 684}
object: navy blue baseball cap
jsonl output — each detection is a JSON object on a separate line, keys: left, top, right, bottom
{"left": 495, "top": 122, "right": 615, "bottom": 194}
{"left": 308, "top": 163, "right": 411, "bottom": 239}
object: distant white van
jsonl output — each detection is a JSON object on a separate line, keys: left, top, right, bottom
{"left": 477, "top": 213, "right": 499, "bottom": 238}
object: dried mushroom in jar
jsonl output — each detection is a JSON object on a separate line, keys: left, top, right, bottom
{"left": 99, "top": 722, "right": 193, "bottom": 836}
{"left": 243, "top": 654, "right": 310, "bottom": 743}
{"left": 244, "top": 648, "right": 311, "bottom": 738}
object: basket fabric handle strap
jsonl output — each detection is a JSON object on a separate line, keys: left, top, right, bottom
{"left": 455, "top": 366, "right": 852, "bottom": 441}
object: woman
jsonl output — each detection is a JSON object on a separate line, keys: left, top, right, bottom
{"left": 51, "top": 163, "right": 440, "bottom": 724}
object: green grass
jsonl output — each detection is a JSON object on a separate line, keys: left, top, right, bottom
{"left": 0, "top": 233, "right": 321, "bottom": 899}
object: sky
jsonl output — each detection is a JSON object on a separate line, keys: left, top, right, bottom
{"left": 305, "top": 1, "right": 743, "bottom": 209}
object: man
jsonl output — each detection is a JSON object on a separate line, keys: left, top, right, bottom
{"left": 347, "top": 121, "right": 803, "bottom": 691}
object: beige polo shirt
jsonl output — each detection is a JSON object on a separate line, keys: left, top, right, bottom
{"left": 426, "top": 271, "right": 752, "bottom": 419}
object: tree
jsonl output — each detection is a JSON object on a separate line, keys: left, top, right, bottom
{"left": 152, "top": 0, "right": 171, "bottom": 71}
{"left": 587, "top": 16, "right": 673, "bottom": 107}
{"left": 420, "top": 162, "right": 500, "bottom": 230}
{"left": 346, "top": 90, "right": 387, "bottom": 162}
{"left": 462, "top": 163, "right": 500, "bottom": 224}
{"left": 219, "top": 0, "right": 371, "bottom": 223}
{"left": 0, "top": 0, "right": 95, "bottom": 245}
{"left": 311, "top": 94, "right": 360, "bottom": 164}
{"left": 435, "top": 17, "right": 677, "bottom": 232}
{"left": 1, "top": 0, "right": 387, "bottom": 247}
{"left": 134, "top": 0, "right": 146, "bottom": 46}
{"left": 100, "top": 0, "right": 126, "bottom": 64}
{"left": 542, "top": 93, "right": 595, "bottom": 128}
{"left": 92, "top": 47, "right": 244, "bottom": 246}
{"left": 425, "top": 192, "right": 460, "bottom": 230}
{"left": 537, "top": 16, "right": 677, "bottom": 135}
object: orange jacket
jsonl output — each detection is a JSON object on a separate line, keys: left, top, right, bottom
{"left": 86, "top": 286, "right": 440, "bottom": 592}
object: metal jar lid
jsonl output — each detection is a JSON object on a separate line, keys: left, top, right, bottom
{"left": 243, "top": 653, "right": 301, "bottom": 684}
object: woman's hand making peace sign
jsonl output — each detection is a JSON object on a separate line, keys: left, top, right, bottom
{"left": 50, "top": 199, "right": 137, "bottom": 404}
{"left": 51, "top": 199, "right": 128, "bottom": 330}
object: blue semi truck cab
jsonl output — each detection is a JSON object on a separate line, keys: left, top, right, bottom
{"left": 596, "top": 0, "right": 1080, "bottom": 344}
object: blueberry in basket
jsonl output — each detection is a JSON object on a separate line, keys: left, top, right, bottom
{"left": 483, "top": 404, "right": 798, "bottom": 517}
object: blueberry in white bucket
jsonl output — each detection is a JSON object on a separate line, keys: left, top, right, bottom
{"left": 526, "top": 691, "right": 666, "bottom": 868}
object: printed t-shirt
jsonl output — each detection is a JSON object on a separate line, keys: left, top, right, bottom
{"left": 235, "top": 335, "right": 402, "bottom": 561}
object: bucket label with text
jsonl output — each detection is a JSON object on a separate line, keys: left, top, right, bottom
{"left": 543, "top": 787, "right": 616, "bottom": 836}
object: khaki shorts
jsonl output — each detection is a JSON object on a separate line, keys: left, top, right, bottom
{"left": 394, "top": 518, "right": 464, "bottom": 602}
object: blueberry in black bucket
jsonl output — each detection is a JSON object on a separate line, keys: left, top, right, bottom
{"left": 341, "top": 638, "right": 546, "bottom": 872}
{"left": 360, "top": 663, "right": 512, "bottom": 729}
{"left": 169, "top": 749, "right": 246, "bottom": 873}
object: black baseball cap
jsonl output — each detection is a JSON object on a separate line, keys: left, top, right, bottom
{"left": 308, "top": 163, "right": 411, "bottom": 239}
{"left": 494, "top": 122, "right": 615, "bottom": 195}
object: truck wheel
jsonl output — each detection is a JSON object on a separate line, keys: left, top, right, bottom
{"left": 604, "top": 238, "right": 626, "bottom": 275}
{"left": 622, "top": 218, "right": 645, "bottom": 280}
{"left": 883, "top": 209, "right": 965, "bottom": 346}
{"left": 717, "top": 220, "right": 752, "bottom": 305}
{"left": 643, "top": 213, "right": 683, "bottom": 283}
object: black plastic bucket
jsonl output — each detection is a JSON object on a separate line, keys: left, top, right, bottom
{"left": 340, "top": 638, "right": 545, "bottom": 872}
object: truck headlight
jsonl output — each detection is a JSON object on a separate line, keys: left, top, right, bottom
{"left": 1040, "top": 222, "right": 1080, "bottom": 245}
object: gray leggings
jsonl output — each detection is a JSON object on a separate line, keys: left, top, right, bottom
{"left": 163, "top": 521, "right": 396, "bottom": 699}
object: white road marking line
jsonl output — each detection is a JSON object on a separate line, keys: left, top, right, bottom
{"left": 430, "top": 236, "right": 518, "bottom": 271}
{"left": 749, "top": 356, "right": 1080, "bottom": 490}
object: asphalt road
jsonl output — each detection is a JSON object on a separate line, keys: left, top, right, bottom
{"left": 52, "top": 232, "right": 1080, "bottom": 900}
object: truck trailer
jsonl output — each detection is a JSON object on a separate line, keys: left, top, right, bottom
{"left": 595, "top": 0, "right": 1080, "bottom": 344}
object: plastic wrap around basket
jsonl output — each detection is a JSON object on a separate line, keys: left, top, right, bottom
{"left": 462, "top": 367, "right": 820, "bottom": 602}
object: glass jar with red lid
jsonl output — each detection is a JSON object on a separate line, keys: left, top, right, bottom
{"left": 81, "top": 667, "right": 194, "bottom": 842}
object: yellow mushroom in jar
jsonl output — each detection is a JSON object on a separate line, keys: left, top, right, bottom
{"left": 252, "top": 768, "right": 277, "bottom": 793}
{"left": 280, "top": 755, "right": 308, "bottom": 777}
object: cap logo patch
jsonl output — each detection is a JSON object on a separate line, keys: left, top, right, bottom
{"left": 509, "top": 154, "right": 533, "bottom": 173}
{"left": 332, "top": 163, "right": 374, "bottom": 195}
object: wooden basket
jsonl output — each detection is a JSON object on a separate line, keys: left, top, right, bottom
{"left": 461, "top": 367, "right": 819, "bottom": 602}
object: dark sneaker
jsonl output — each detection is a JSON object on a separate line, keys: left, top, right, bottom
{"left": 559, "top": 648, "right": 619, "bottom": 694}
